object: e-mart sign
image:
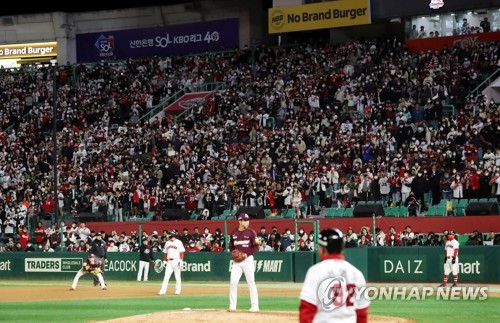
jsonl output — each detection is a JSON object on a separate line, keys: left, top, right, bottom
{"left": 0, "top": 41, "right": 57, "bottom": 58}
{"left": 268, "top": 0, "right": 371, "bottom": 34}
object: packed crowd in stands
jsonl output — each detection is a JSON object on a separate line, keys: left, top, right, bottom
{"left": 0, "top": 35, "right": 499, "bottom": 252}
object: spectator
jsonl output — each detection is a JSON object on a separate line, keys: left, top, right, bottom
{"left": 480, "top": 17, "right": 491, "bottom": 33}
{"left": 259, "top": 240, "right": 274, "bottom": 252}
{"left": 345, "top": 227, "right": 358, "bottom": 248}
{"left": 185, "top": 240, "right": 200, "bottom": 252}
{"left": 211, "top": 241, "right": 224, "bottom": 252}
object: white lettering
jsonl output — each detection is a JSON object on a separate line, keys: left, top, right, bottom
{"left": 459, "top": 261, "right": 480, "bottom": 274}
{"left": 383, "top": 260, "right": 393, "bottom": 273}
{"left": 0, "top": 260, "right": 11, "bottom": 271}
{"left": 25, "top": 258, "right": 61, "bottom": 272}
{"left": 182, "top": 261, "right": 211, "bottom": 272}
{"left": 106, "top": 260, "right": 137, "bottom": 271}
{"left": 414, "top": 260, "right": 423, "bottom": 274}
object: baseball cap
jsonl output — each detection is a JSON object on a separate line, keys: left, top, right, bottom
{"left": 238, "top": 213, "right": 250, "bottom": 221}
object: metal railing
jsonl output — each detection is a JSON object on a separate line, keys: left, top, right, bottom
{"left": 174, "top": 82, "right": 226, "bottom": 122}
{"left": 138, "top": 81, "right": 226, "bottom": 123}
{"left": 465, "top": 68, "right": 500, "bottom": 102}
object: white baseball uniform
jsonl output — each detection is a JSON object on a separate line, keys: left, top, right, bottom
{"left": 444, "top": 238, "right": 459, "bottom": 275}
{"left": 300, "top": 255, "right": 370, "bottom": 323}
{"left": 158, "top": 238, "right": 185, "bottom": 295}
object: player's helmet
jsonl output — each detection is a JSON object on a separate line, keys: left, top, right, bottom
{"left": 318, "top": 228, "right": 344, "bottom": 254}
{"left": 167, "top": 230, "right": 176, "bottom": 239}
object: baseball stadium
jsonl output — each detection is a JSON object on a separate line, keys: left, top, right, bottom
{"left": 0, "top": 0, "right": 500, "bottom": 322}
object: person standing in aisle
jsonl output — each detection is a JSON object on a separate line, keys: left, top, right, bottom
{"left": 137, "top": 238, "right": 155, "bottom": 281}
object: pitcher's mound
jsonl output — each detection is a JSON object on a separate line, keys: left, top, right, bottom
{"left": 95, "top": 309, "right": 415, "bottom": 323}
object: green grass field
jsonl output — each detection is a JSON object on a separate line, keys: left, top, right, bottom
{"left": 0, "top": 281, "right": 498, "bottom": 323}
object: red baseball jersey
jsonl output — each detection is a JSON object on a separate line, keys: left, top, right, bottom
{"left": 229, "top": 228, "right": 259, "bottom": 257}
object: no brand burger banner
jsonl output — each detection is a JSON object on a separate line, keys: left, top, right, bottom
{"left": 268, "top": 0, "right": 371, "bottom": 34}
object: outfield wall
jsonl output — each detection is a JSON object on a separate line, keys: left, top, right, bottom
{"left": 1, "top": 246, "right": 498, "bottom": 283}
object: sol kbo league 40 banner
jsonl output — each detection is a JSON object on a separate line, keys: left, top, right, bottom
{"left": 268, "top": 0, "right": 371, "bottom": 34}
{"left": 76, "top": 18, "right": 239, "bottom": 62}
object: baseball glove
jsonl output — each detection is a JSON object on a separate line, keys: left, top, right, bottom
{"left": 90, "top": 267, "right": 102, "bottom": 275}
{"left": 231, "top": 249, "right": 247, "bottom": 263}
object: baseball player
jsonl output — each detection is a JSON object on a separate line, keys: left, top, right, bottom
{"left": 88, "top": 231, "right": 107, "bottom": 287}
{"left": 300, "top": 228, "right": 370, "bottom": 323}
{"left": 137, "top": 239, "right": 155, "bottom": 281}
{"left": 228, "top": 213, "right": 260, "bottom": 313}
{"left": 439, "top": 233, "right": 459, "bottom": 287}
{"left": 70, "top": 254, "right": 107, "bottom": 290}
{"left": 158, "top": 230, "right": 185, "bottom": 295}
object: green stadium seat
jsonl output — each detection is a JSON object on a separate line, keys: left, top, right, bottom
{"left": 221, "top": 209, "right": 232, "bottom": 217}
{"left": 426, "top": 206, "right": 446, "bottom": 216}
{"left": 189, "top": 210, "right": 200, "bottom": 220}
{"left": 324, "top": 208, "right": 336, "bottom": 218}
{"left": 384, "top": 207, "right": 399, "bottom": 217}
{"left": 333, "top": 208, "right": 345, "bottom": 218}
{"left": 455, "top": 199, "right": 468, "bottom": 216}
{"left": 284, "top": 209, "right": 296, "bottom": 219}
{"left": 457, "top": 234, "right": 470, "bottom": 246}
{"left": 398, "top": 206, "right": 409, "bottom": 217}
{"left": 343, "top": 208, "right": 354, "bottom": 218}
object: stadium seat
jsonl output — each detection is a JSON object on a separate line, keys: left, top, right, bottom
{"left": 426, "top": 206, "right": 446, "bottom": 216}
{"left": 333, "top": 208, "right": 345, "bottom": 218}
{"left": 324, "top": 208, "right": 336, "bottom": 218}
{"left": 398, "top": 206, "right": 409, "bottom": 217}
{"left": 343, "top": 208, "right": 354, "bottom": 218}
{"left": 384, "top": 207, "right": 399, "bottom": 217}
{"left": 284, "top": 209, "right": 296, "bottom": 219}
{"left": 457, "top": 234, "right": 470, "bottom": 246}
{"left": 455, "top": 199, "right": 469, "bottom": 216}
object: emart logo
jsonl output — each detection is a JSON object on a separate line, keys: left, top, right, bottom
{"left": 254, "top": 260, "right": 283, "bottom": 273}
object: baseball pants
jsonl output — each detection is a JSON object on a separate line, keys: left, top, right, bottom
{"left": 444, "top": 257, "right": 459, "bottom": 275}
{"left": 229, "top": 255, "right": 259, "bottom": 311}
{"left": 137, "top": 260, "right": 150, "bottom": 281}
{"left": 71, "top": 269, "right": 106, "bottom": 289}
{"left": 159, "top": 259, "right": 182, "bottom": 294}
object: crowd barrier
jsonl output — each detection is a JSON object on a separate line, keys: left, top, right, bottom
{"left": 0, "top": 246, "right": 498, "bottom": 283}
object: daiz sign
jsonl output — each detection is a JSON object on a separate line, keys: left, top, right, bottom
{"left": 0, "top": 42, "right": 57, "bottom": 58}
{"left": 268, "top": 0, "right": 371, "bottom": 34}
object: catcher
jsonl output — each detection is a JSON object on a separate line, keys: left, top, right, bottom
{"left": 70, "top": 254, "right": 107, "bottom": 290}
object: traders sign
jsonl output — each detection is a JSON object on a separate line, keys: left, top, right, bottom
{"left": 268, "top": 0, "right": 371, "bottom": 34}
{"left": 0, "top": 42, "right": 57, "bottom": 58}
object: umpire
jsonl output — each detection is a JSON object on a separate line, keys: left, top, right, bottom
{"left": 89, "top": 231, "right": 107, "bottom": 286}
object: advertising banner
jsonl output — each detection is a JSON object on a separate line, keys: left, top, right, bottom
{"left": 0, "top": 247, "right": 496, "bottom": 283}
{"left": 268, "top": 0, "right": 371, "bottom": 34}
{"left": 0, "top": 42, "right": 57, "bottom": 59}
{"left": 367, "top": 246, "right": 497, "bottom": 283}
{"left": 76, "top": 19, "right": 239, "bottom": 62}
{"left": 406, "top": 31, "right": 500, "bottom": 52}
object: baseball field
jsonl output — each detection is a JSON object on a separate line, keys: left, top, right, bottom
{"left": 0, "top": 279, "right": 499, "bottom": 322}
